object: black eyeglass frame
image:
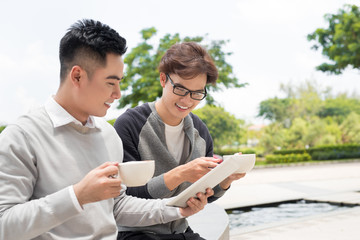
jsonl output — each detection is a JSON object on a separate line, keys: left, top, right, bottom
{"left": 165, "top": 73, "right": 207, "bottom": 101}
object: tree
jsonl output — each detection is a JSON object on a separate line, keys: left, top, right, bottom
{"left": 258, "top": 122, "right": 286, "bottom": 154}
{"left": 258, "top": 97, "right": 291, "bottom": 123}
{"left": 307, "top": 4, "right": 360, "bottom": 74}
{"left": 192, "top": 105, "right": 245, "bottom": 152}
{"left": 340, "top": 112, "right": 360, "bottom": 143}
{"left": 118, "top": 27, "right": 246, "bottom": 108}
{"left": 303, "top": 116, "right": 342, "bottom": 147}
{"left": 258, "top": 80, "right": 324, "bottom": 126}
{"left": 284, "top": 118, "right": 308, "bottom": 149}
{"left": 318, "top": 95, "right": 360, "bottom": 122}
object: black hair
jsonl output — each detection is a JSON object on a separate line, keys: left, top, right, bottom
{"left": 59, "top": 19, "right": 127, "bottom": 82}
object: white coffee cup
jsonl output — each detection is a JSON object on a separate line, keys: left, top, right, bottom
{"left": 117, "top": 160, "right": 155, "bottom": 187}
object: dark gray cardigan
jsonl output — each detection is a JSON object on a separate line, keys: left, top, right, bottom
{"left": 114, "top": 102, "right": 226, "bottom": 234}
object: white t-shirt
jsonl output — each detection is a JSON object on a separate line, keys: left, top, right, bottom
{"left": 165, "top": 120, "right": 185, "bottom": 163}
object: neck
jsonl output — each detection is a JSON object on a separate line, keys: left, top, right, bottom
{"left": 155, "top": 100, "right": 182, "bottom": 126}
{"left": 54, "top": 88, "right": 88, "bottom": 125}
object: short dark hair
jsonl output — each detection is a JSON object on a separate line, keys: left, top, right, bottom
{"left": 59, "top": 19, "right": 127, "bottom": 82}
{"left": 158, "top": 42, "right": 218, "bottom": 84}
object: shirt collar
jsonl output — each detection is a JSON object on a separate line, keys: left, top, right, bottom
{"left": 45, "top": 96, "right": 100, "bottom": 129}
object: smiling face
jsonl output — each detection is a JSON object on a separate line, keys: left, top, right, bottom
{"left": 73, "top": 53, "right": 124, "bottom": 123}
{"left": 156, "top": 72, "right": 207, "bottom": 126}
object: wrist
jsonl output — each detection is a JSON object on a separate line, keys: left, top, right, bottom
{"left": 164, "top": 166, "right": 185, "bottom": 191}
{"left": 70, "top": 185, "right": 84, "bottom": 211}
{"left": 73, "top": 183, "right": 84, "bottom": 206}
{"left": 178, "top": 207, "right": 186, "bottom": 217}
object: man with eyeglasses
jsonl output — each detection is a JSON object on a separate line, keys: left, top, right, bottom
{"left": 114, "top": 42, "right": 245, "bottom": 240}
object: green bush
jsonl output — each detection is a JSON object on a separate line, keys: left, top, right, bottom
{"left": 265, "top": 153, "right": 311, "bottom": 164}
{"left": 273, "top": 144, "right": 360, "bottom": 160}
{"left": 273, "top": 149, "right": 307, "bottom": 155}
{"left": 216, "top": 148, "right": 256, "bottom": 156}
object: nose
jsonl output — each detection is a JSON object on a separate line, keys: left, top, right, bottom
{"left": 180, "top": 92, "right": 193, "bottom": 103}
{"left": 112, "top": 85, "right": 121, "bottom": 99}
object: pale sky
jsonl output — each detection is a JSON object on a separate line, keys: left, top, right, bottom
{"left": 0, "top": 0, "right": 359, "bottom": 125}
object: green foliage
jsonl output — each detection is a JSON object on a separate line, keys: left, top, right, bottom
{"left": 257, "top": 80, "right": 359, "bottom": 152}
{"left": 192, "top": 105, "right": 245, "bottom": 152}
{"left": 258, "top": 97, "right": 291, "bottom": 122}
{"left": 258, "top": 122, "right": 286, "bottom": 154}
{"left": 306, "top": 117, "right": 342, "bottom": 146}
{"left": 273, "top": 148, "right": 306, "bottom": 155}
{"left": 318, "top": 96, "right": 360, "bottom": 122}
{"left": 118, "top": 27, "right": 246, "bottom": 108}
{"left": 258, "top": 81, "right": 326, "bottom": 127}
{"left": 0, "top": 125, "right": 6, "bottom": 134}
{"left": 340, "top": 112, "right": 360, "bottom": 143}
{"left": 309, "top": 144, "right": 360, "bottom": 160}
{"left": 308, "top": 4, "right": 360, "bottom": 74}
{"left": 215, "top": 147, "right": 256, "bottom": 156}
{"left": 265, "top": 153, "right": 311, "bottom": 164}
{"left": 274, "top": 144, "right": 360, "bottom": 160}
{"left": 284, "top": 118, "right": 308, "bottom": 149}
{"left": 107, "top": 119, "right": 116, "bottom": 126}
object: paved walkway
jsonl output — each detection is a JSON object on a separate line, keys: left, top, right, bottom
{"left": 214, "top": 160, "right": 360, "bottom": 239}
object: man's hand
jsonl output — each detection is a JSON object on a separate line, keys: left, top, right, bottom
{"left": 179, "top": 188, "right": 214, "bottom": 217}
{"left": 219, "top": 152, "right": 247, "bottom": 190}
{"left": 164, "top": 157, "right": 220, "bottom": 191}
{"left": 220, "top": 172, "right": 246, "bottom": 190}
{"left": 179, "top": 157, "right": 220, "bottom": 183}
{"left": 73, "top": 162, "right": 122, "bottom": 207}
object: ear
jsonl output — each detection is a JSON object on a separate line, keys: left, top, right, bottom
{"left": 69, "top": 65, "right": 83, "bottom": 87}
{"left": 160, "top": 72, "right": 167, "bottom": 88}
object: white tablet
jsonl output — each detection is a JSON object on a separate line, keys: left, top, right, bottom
{"left": 166, "top": 154, "right": 256, "bottom": 208}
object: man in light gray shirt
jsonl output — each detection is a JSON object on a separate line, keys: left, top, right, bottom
{"left": 0, "top": 19, "right": 213, "bottom": 240}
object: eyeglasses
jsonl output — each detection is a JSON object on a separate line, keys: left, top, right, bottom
{"left": 166, "top": 74, "right": 207, "bottom": 101}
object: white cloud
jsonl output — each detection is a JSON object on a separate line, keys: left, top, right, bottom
{"left": 16, "top": 87, "right": 42, "bottom": 114}
{"left": 0, "top": 55, "right": 16, "bottom": 85}
{"left": 0, "top": 54, "right": 16, "bottom": 69}
{"left": 23, "top": 41, "right": 58, "bottom": 73}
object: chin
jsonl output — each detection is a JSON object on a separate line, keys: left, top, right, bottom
{"left": 178, "top": 111, "right": 190, "bottom": 119}
{"left": 93, "top": 111, "right": 107, "bottom": 117}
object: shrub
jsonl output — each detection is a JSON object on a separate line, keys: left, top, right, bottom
{"left": 273, "top": 144, "right": 360, "bottom": 160}
{"left": 216, "top": 148, "right": 256, "bottom": 156}
{"left": 273, "top": 149, "right": 307, "bottom": 155}
{"left": 265, "top": 153, "right": 311, "bottom": 164}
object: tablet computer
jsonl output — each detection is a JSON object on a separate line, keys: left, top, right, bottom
{"left": 166, "top": 154, "right": 256, "bottom": 208}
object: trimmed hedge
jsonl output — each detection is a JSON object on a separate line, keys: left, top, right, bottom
{"left": 265, "top": 153, "right": 311, "bottom": 164}
{"left": 273, "top": 144, "right": 360, "bottom": 160}
{"left": 216, "top": 148, "right": 256, "bottom": 156}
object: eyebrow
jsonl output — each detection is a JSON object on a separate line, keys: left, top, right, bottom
{"left": 106, "top": 75, "right": 124, "bottom": 81}
{"left": 174, "top": 82, "right": 206, "bottom": 92}
{"left": 167, "top": 74, "right": 205, "bottom": 92}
